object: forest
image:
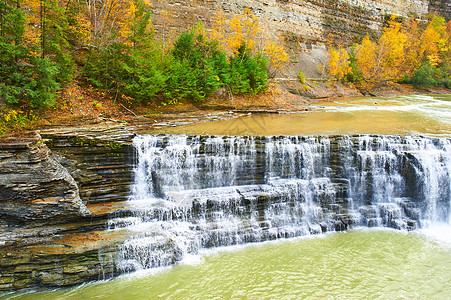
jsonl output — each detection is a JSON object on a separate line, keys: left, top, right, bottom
{"left": 328, "top": 15, "right": 451, "bottom": 87}
{"left": 0, "top": 1, "right": 287, "bottom": 109}
{"left": 0, "top": 0, "right": 450, "bottom": 134}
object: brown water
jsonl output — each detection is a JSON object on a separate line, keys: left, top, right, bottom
{"left": 149, "top": 94, "right": 451, "bottom": 137}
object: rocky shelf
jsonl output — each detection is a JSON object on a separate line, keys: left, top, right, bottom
{"left": 0, "top": 125, "right": 136, "bottom": 291}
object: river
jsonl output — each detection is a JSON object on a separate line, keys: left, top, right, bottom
{"left": 3, "top": 94, "right": 451, "bottom": 299}
{"left": 6, "top": 229, "right": 451, "bottom": 299}
{"left": 150, "top": 94, "right": 451, "bottom": 137}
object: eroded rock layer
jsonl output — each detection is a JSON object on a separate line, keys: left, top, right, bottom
{"left": 0, "top": 133, "right": 89, "bottom": 224}
{"left": 0, "top": 126, "right": 135, "bottom": 291}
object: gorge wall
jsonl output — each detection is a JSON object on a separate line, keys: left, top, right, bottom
{"left": 150, "top": 0, "right": 450, "bottom": 78}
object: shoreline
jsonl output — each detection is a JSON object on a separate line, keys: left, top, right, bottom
{"left": 2, "top": 81, "right": 450, "bottom": 138}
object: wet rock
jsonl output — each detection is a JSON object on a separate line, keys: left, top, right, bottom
{"left": 378, "top": 203, "right": 403, "bottom": 229}
{"left": 406, "top": 220, "right": 418, "bottom": 231}
{"left": 118, "top": 235, "right": 184, "bottom": 270}
{"left": 63, "top": 266, "right": 89, "bottom": 274}
{"left": 334, "top": 221, "right": 347, "bottom": 231}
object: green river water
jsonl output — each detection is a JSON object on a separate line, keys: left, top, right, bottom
{"left": 6, "top": 229, "right": 451, "bottom": 299}
{"left": 4, "top": 94, "right": 451, "bottom": 299}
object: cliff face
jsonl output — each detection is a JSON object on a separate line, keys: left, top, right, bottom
{"left": 150, "top": 0, "right": 447, "bottom": 78}
{"left": 0, "top": 126, "right": 135, "bottom": 291}
{"left": 0, "top": 133, "right": 89, "bottom": 224}
{"left": 429, "top": 0, "right": 451, "bottom": 17}
{"left": 152, "top": 0, "right": 450, "bottom": 42}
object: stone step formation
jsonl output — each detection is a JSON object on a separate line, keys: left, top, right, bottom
{"left": 118, "top": 134, "right": 451, "bottom": 272}
{"left": 1, "top": 132, "right": 451, "bottom": 291}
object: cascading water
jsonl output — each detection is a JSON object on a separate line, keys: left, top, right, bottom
{"left": 113, "top": 134, "right": 451, "bottom": 272}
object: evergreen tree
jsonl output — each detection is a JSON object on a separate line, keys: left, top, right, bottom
{"left": 0, "top": 0, "right": 59, "bottom": 108}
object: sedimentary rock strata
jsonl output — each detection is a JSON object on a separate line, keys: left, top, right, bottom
{"left": 0, "top": 133, "right": 89, "bottom": 224}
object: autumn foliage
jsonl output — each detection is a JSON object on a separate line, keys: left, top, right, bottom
{"left": 212, "top": 8, "right": 289, "bottom": 78}
{"left": 0, "top": 2, "right": 289, "bottom": 111}
{"left": 328, "top": 16, "right": 451, "bottom": 87}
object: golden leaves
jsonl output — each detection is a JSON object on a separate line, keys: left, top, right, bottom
{"left": 332, "top": 16, "right": 451, "bottom": 82}
{"left": 212, "top": 8, "right": 289, "bottom": 76}
{"left": 328, "top": 47, "right": 351, "bottom": 81}
{"left": 263, "top": 40, "right": 289, "bottom": 75}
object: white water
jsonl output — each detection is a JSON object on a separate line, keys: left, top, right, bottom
{"left": 316, "top": 94, "right": 451, "bottom": 120}
{"left": 110, "top": 134, "right": 451, "bottom": 272}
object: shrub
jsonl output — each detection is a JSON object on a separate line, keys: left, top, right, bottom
{"left": 298, "top": 70, "right": 305, "bottom": 84}
{"left": 411, "top": 63, "right": 436, "bottom": 87}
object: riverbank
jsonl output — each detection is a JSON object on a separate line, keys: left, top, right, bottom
{"left": 6, "top": 80, "right": 446, "bottom": 137}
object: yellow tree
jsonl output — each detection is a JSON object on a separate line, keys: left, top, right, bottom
{"left": 22, "top": 0, "right": 90, "bottom": 54}
{"left": 85, "top": 0, "right": 149, "bottom": 48}
{"left": 227, "top": 7, "right": 262, "bottom": 54}
{"left": 420, "top": 23, "right": 442, "bottom": 66}
{"left": 327, "top": 46, "right": 351, "bottom": 80}
{"left": 445, "top": 20, "right": 451, "bottom": 62}
{"left": 22, "top": 0, "right": 41, "bottom": 53}
{"left": 211, "top": 9, "right": 228, "bottom": 48}
{"left": 403, "top": 17, "right": 422, "bottom": 76}
{"left": 355, "top": 35, "right": 377, "bottom": 80}
{"left": 263, "top": 39, "right": 289, "bottom": 77}
{"left": 378, "top": 18, "right": 407, "bottom": 80}
{"left": 160, "top": 8, "right": 176, "bottom": 55}
{"left": 212, "top": 8, "right": 289, "bottom": 77}
{"left": 354, "top": 18, "right": 407, "bottom": 81}
{"left": 422, "top": 16, "right": 449, "bottom": 66}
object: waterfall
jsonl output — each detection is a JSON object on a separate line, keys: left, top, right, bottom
{"left": 114, "top": 134, "right": 451, "bottom": 272}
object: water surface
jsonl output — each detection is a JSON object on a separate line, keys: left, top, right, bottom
{"left": 149, "top": 94, "right": 451, "bottom": 137}
{"left": 6, "top": 229, "right": 451, "bottom": 299}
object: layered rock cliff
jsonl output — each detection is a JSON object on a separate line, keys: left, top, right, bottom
{"left": 0, "top": 125, "right": 134, "bottom": 291}
{"left": 150, "top": 0, "right": 449, "bottom": 78}
{"left": 0, "top": 133, "right": 89, "bottom": 224}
